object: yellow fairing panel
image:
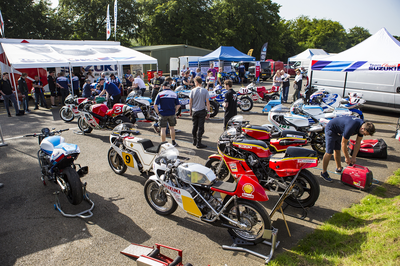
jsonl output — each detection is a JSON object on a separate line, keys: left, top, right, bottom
{"left": 181, "top": 195, "right": 202, "bottom": 217}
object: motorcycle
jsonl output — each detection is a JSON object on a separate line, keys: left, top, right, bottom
{"left": 24, "top": 128, "right": 88, "bottom": 205}
{"left": 268, "top": 104, "right": 328, "bottom": 156}
{"left": 59, "top": 94, "right": 107, "bottom": 122}
{"left": 77, "top": 98, "right": 135, "bottom": 134}
{"left": 243, "top": 83, "right": 280, "bottom": 103}
{"left": 228, "top": 115, "right": 308, "bottom": 153}
{"left": 209, "top": 85, "right": 254, "bottom": 112}
{"left": 144, "top": 146, "right": 273, "bottom": 243}
{"left": 125, "top": 91, "right": 159, "bottom": 123}
{"left": 175, "top": 87, "right": 220, "bottom": 117}
{"left": 309, "top": 90, "right": 365, "bottom": 119}
{"left": 205, "top": 127, "right": 320, "bottom": 208}
{"left": 107, "top": 123, "right": 174, "bottom": 175}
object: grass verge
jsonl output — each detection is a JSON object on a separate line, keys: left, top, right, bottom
{"left": 269, "top": 169, "right": 400, "bottom": 266}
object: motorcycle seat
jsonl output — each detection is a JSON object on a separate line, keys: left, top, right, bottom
{"left": 211, "top": 180, "right": 237, "bottom": 193}
{"left": 284, "top": 146, "right": 317, "bottom": 158}
{"left": 138, "top": 139, "right": 168, "bottom": 153}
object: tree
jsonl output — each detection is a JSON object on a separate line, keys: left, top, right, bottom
{"left": 346, "top": 26, "right": 371, "bottom": 48}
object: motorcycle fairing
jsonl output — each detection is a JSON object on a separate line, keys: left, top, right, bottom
{"left": 269, "top": 147, "right": 318, "bottom": 177}
{"left": 211, "top": 174, "right": 269, "bottom": 202}
{"left": 106, "top": 103, "right": 127, "bottom": 117}
{"left": 51, "top": 143, "right": 80, "bottom": 164}
{"left": 91, "top": 104, "right": 108, "bottom": 117}
{"left": 269, "top": 137, "right": 308, "bottom": 152}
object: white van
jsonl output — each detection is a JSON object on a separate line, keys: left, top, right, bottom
{"left": 309, "top": 70, "right": 400, "bottom": 112}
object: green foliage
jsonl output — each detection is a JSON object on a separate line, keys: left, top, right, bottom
{"left": 347, "top": 26, "right": 372, "bottom": 48}
{"left": 387, "top": 169, "right": 400, "bottom": 187}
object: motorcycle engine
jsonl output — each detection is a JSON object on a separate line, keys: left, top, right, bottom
{"left": 186, "top": 185, "right": 222, "bottom": 220}
{"left": 38, "top": 151, "right": 51, "bottom": 175}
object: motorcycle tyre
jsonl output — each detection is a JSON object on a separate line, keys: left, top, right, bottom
{"left": 62, "top": 167, "right": 83, "bottom": 205}
{"left": 282, "top": 169, "right": 320, "bottom": 208}
{"left": 210, "top": 101, "right": 219, "bottom": 118}
{"left": 239, "top": 96, "right": 253, "bottom": 112}
{"left": 225, "top": 199, "right": 271, "bottom": 243}
{"left": 205, "top": 158, "right": 233, "bottom": 182}
{"left": 270, "top": 93, "right": 280, "bottom": 101}
{"left": 113, "top": 115, "right": 131, "bottom": 125}
{"left": 144, "top": 179, "right": 178, "bottom": 216}
{"left": 107, "top": 147, "right": 127, "bottom": 175}
{"left": 310, "top": 131, "right": 326, "bottom": 156}
{"left": 77, "top": 117, "right": 93, "bottom": 134}
{"left": 59, "top": 107, "right": 74, "bottom": 122}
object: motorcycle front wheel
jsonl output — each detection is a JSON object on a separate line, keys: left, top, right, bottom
{"left": 144, "top": 180, "right": 178, "bottom": 216}
{"left": 225, "top": 199, "right": 271, "bottom": 243}
{"left": 107, "top": 147, "right": 127, "bottom": 175}
{"left": 310, "top": 132, "right": 326, "bottom": 156}
{"left": 77, "top": 117, "right": 93, "bottom": 133}
{"left": 239, "top": 96, "right": 253, "bottom": 112}
{"left": 61, "top": 167, "right": 83, "bottom": 205}
{"left": 205, "top": 158, "right": 233, "bottom": 182}
{"left": 281, "top": 169, "right": 320, "bottom": 208}
{"left": 59, "top": 107, "right": 74, "bottom": 122}
{"left": 209, "top": 101, "right": 219, "bottom": 118}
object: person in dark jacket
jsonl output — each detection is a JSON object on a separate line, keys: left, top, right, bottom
{"left": 47, "top": 71, "right": 59, "bottom": 107}
{"left": 0, "top": 72, "right": 22, "bottom": 117}
{"left": 222, "top": 79, "right": 237, "bottom": 129}
{"left": 18, "top": 73, "right": 30, "bottom": 113}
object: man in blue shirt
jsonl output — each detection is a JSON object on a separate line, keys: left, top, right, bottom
{"left": 56, "top": 72, "right": 70, "bottom": 105}
{"left": 321, "top": 116, "right": 375, "bottom": 182}
{"left": 98, "top": 78, "right": 121, "bottom": 107}
{"left": 71, "top": 73, "right": 80, "bottom": 96}
{"left": 32, "top": 75, "right": 49, "bottom": 109}
{"left": 154, "top": 81, "right": 181, "bottom": 146}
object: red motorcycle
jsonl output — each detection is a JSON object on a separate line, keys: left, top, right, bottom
{"left": 60, "top": 95, "right": 107, "bottom": 122}
{"left": 205, "top": 127, "right": 320, "bottom": 208}
{"left": 77, "top": 99, "right": 136, "bottom": 134}
{"left": 229, "top": 115, "right": 308, "bottom": 153}
{"left": 244, "top": 83, "right": 280, "bottom": 103}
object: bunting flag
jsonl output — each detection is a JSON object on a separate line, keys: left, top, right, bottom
{"left": 0, "top": 10, "right": 4, "bottom": 37}
{"left": 106, "top": 5, "right": 111, "bottom": 40}
{"left": 114, "top": 0, "right": 117, "bottom": 39}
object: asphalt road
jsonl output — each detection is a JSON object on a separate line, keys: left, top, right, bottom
{"left": 0, "top": 83, "right": 399, "bottom": 266}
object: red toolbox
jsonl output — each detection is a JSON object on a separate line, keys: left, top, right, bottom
{"left": 341, "top": 165, "right": 373, "bottom": 191}
{"left": 348, "top": 138, "right": 387, "bottom": 159}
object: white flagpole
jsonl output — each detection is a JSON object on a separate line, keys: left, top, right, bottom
{"left": 106, "top": 5, "right": 111, "bottom": 40}
{"left": 114, "top": 0, "right": 117, "bottom": 41}
{"left": 0, "top": 10, "right": 5, "bottom": 37}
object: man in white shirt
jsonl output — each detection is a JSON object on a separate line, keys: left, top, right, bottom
{"left": 132, "top": 73, "right": 146, "bottom": 96}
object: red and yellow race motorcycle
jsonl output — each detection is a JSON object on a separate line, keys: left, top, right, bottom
{"left": 206, "top": 126, "right": 320, "bottom": 208}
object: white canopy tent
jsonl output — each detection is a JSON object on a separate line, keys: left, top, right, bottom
{"left": 0, "top": 39, "right": 158, "bottom": 106}
{"left": 288, "top": 49, "right": 329, "bottom": 69}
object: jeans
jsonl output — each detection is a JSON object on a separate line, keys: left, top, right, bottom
{"left": 22, "top": 91, "right": 29, "bottom": 111}
{"left": 35, "top": 90, "right": 48, "bottom": 108}
{"left": 139, "top": 88, "right": 146, "bottom": 97}
{"left": 282, "top": 85, "right": 289, "bottom": 102}
{"left": 3, "top": 94, "right": 19, "bottom": 115}
{"left": 192, "top": 109, "right": 207, "bottom": 139}
{"left": 60, "top": 88, "right": 69, "bottom": 105}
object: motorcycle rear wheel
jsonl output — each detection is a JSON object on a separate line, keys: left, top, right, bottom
{"left": 310, "top": 132, "right": 326, "bottom": 156}
{"left": 205, "top": 158, "right": 233, "bottom": 182}
{"left": 61, "top": 167, "right": 83, "bottom": 205}
{"left": 225, "top": 199, "right": 271, "bottom": 243}
{"left": 107, "top": 147, "right": 127, "bottom": 175}
{"left": 210, "top": 101, "right": 219, "bottom": 118}
{"left": 59, "top": 107, "right": 74, "bottom": 122}
{"left": 239, "top": 96, "right": 253, "bottom": 112}
{"left": 144, "top": 180, "right": 178, "bottom": 216}
{"left": 281, "top": 169, "right": 320, "bottom": 208}
{"left": 77, "top": 117, "right": 93, "bottom": 133}
{"left": 113, "top": 115, "right": 131, "bottom": 125}
{"left": 270, "top": 93, "right": 280, "bottom": 101}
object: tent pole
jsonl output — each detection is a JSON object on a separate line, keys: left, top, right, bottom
{"left": 343, "top": 72, "right": 348, "bottom": 97}
{"left": 10, "top": 66, "right": 20, "bottom": 109}
{"left": 69, "top": 64, "right": 74, "bottom": 97}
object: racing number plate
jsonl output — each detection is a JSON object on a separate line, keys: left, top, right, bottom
{"left": 122, "top": 152, "right": 134, "bottom": 168}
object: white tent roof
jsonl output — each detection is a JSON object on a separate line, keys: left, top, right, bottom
{"left": 288, "top": 49, "right": 329, "bottom": 62}
{"left": 0, "top": 39, "right": 157, "bottom": 68}
{"left": 311, "top": 28, "right": 400, "bottom": 71}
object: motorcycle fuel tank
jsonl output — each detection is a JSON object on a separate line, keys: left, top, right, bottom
{"left": 242, "top": 125, "right": 271, "bottom": 140}
{"left": 40, "top": 136, "right": 65, "bottom": 154}
{"left": 232, "top": 139, "right": 272, "bottom": 158}
{"left": 177, "top": 163, "right": 217, "bottom": 185}
{"left": 91, "top": 104, "right": 108, "bottom": 117}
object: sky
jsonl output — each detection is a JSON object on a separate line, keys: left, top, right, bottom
{"left": 49, "top": 0, "right": 400, "bottom": 36}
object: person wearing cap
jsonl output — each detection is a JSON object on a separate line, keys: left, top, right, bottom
{"left": 154, "top": 81, "right": 181, "bottom": 146}
{"left": 151, "top": 72, "right": 163, "bottom": 102}
{"left": 98, "top": 78, "right": 121, "bottom": 106}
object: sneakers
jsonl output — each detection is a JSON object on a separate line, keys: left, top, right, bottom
{"left": 51, "top": 105, "right": 57, "bottom": 108}
{"left": 172, "top": 140, "right": 179, "bottom": 147}
{"left": 335, "top": 168, "right": 343, "bottom": 173}
{"left": 320, "top": 172, "right": 333, "bottom": 182}
{"left": 196, "top": 143, "right": 207, "bottom": 149}
{"left": 34, "top": 107, "right": 39, "bottom": 110}
{"left": 16, "top": 113, "right": 23, "bottom": 116}
{"left": 8, "top": 113, "right": 11, "bottom": 117}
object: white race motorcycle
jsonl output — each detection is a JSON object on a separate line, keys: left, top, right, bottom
{"left": 107, "top": 123, "right": 174, "bottom": 175}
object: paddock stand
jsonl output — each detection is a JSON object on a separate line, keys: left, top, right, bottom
{"left": 0, "top": 124, "right": 8, "bottom": 147}
{"left": 53, "top": 182, "right": 94, "bottom": 218}
{"left": 222, "top": 167, "right": 305, "bottom": 263}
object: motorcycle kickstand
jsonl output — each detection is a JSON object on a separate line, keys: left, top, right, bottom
{"left": 53, "top": 182, "right": 95, "bottom": 219}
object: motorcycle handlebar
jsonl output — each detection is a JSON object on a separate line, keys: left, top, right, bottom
{"left": 24, "top": 134, "right": 37, "bottom": 137}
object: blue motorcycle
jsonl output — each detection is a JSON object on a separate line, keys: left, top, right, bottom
{"left": 175, "top": 87, "right": 220, "bottom": 117}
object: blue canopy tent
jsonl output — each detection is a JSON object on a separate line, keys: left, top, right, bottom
{"left": 198, "top": 46, "right": 256, "bottom": 62}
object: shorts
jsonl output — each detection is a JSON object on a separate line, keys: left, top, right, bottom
{"left": 50, "top": 87, "right": 59, "bottom": 97}
{"left": 159, "top": 115, "right": 176, "bottom": 127}
{"left": 325, "top": 128, "right": 342, "bottom": 154}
